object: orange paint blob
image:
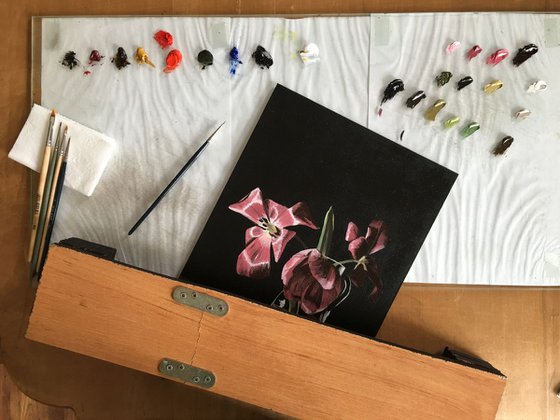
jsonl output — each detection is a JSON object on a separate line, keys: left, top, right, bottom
{"left": 164, "top": 49, "right": 182, "bottom": 73}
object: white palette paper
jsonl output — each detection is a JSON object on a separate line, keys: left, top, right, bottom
{"left": 368, "top": 13, "right": 560, "bottom": 284}
{"left": 40, "top": 14, "right": 560, "bottom": 284}
{"left": 41, "top": 16, "right": 370, "bottom": 277}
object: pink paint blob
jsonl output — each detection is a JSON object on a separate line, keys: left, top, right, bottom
{"left": 446, "top": 41, "right": 461, "bottom": 54}
{"left": 486, "top": 49, "right": 509, "bottom": 66}
{"left": 467, "top": 45, "right": 483, "bottom": 61}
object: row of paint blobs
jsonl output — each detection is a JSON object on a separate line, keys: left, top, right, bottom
{"left": 62, "top": 30, "right": 321, "bottom": 76}
{"left": 378, "top": 42, "right": 543, "bottom": 156}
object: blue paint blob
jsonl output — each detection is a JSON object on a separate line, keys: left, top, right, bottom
{"left": 229, "top": 47, "right": 243, "bottom": 77}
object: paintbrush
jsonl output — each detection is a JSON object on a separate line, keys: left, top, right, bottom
{"left": 35, "top": 132, "right": 69, "bottom": 276}
{"left": 128, "top": 122, "right": 225, "bottom": 236}
{"left": 36, "top": 137, "right": 70, "bottom": 278}
{"left": 27, "top": 109, "right": 56, "bottom": 262}
{"left": 30, "top": 123, "right": 65, "bottom": 271}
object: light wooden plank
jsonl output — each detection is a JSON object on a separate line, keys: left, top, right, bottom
{"left": 26, "top": 246, "right": 202, "bottom": 374}
{"left": 27, "top": 246, "right": 506, "bottom": 419}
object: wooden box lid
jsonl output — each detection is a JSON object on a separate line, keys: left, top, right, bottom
{"left": 26, "top": 244, "right": 506, "bottom": 419}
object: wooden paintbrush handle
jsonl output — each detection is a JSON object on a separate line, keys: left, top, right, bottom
{"left": 27, "top": 146, "right": 52, "bottom": 262}
{"left": 35, "top": 153, "right": 64, "bottom": 275}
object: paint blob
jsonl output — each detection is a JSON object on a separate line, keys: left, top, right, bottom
{"left": 435, "top": 71, "right": 453, "bottom": 87}
{"left": 486, "top": 49, "right": 509, "bottom": 66}
{"left": 112, "top": 47, "right": 130, "bottom": 70}
{"left": 378, "top": 79, "right": 404, "bottom": 116}
{"left": 299, "top": 43, "right": 320, "bottom": 64}
{"left": 252, "top": 45, "right": 273, "bottom": 69}
{"left": 197, "top": 50, "right": 213, "bottom": 69}
{"left": 163, "top": 49, "right": 182, "bottom": 73}
{"left": 62, "top": 51, "right": 79, "bottom": 69}
{"left": 89, "top": 50, "right": 103, "bottom": 64}
{"left": 512, "top": 44, "right": 538, "bottom": 67}
{"left": 493, "top": 136, "right": 514, "bottom": 155}
{"left": 405, "top": 91, "right": 426, "bottom": 109}
{"left": 229, "top": 47, "right": 243, "bottom": 76}
{"left": 446, "top": 41, "right": 461, "bottom": 54}
{"left": 154, "top": 30, "right": 173, "bottom": 49}
{"left": 462, "top": 122, "right": 480, "bottom": 138}
{"left": 135, "top": 47, "right": 155, "bottom": 67}
{"left": 425, "top": 99, "right": 446, "bottom": 121}
{"left": 467, "top": 45, "right": 482, "bottom": 61}
{"left": 443, "top": 116, "right": 460, "bottom": 129}
{"left": 527, "top": 80, "right": 547, "bottom": 93}
{"left": 483, "top": 80, "right": 503, "bottom": 94}
{"left": 457, "top": 76, "right": 473, "bottom": 90}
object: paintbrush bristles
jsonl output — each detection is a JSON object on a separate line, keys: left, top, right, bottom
{"left": 63, "top": 138, "right": 71, "bottom": 161}
{"left": 59, "top": 128, "right": 69, "bottom": 157}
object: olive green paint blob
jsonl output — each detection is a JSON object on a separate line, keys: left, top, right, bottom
{"left": 425, "top": 99, "right": 446, "bottom": 121}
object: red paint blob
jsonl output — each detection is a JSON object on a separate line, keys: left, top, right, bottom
{"left": 83, "top": 70, "right": 92, "bottom": 76}
{"left": 154, "top": 30, "right": 173, "bottom": 49}
{"left": 89, "top": 49, "right": 103, "bottom": 63}
{"left": 163, "top": 49, "right": 182, "bottom": 73}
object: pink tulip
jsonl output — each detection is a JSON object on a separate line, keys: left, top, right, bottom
{"left": 282, "top": 249, "right": 343, "bottom": 314}
{"left": 229, "top": 188, "right": 317, "bottom": 279}
{"left": 345, "top": 220, "right": 388, "bottom": 302}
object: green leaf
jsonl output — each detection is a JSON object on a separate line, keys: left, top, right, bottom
{"left": 316, "top": 207, "right": 334, "bottom": 256}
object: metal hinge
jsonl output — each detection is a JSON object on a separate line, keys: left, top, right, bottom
{"left": 172, "top": 286, "right": 228, "bottom": 316}
{"left": 159, "top": 358, "right": 215, "bottom": 388}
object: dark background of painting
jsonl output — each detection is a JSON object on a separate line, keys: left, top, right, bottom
{"left": 181, "top": 84, "right": 457, "bottom": 337}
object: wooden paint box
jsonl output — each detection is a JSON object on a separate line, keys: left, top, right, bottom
{"left": 26, "top": 240, "right": 506, "bottom": 419}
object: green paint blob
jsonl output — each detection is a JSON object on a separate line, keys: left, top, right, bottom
{"left": 435, "top": 71, "right": 453, "bottom": 87}
{"left": 462, "top": 122, "right": 480, "bottom": 138}
{"left": 443, "top": 116, "right": 460, "bottom": 129}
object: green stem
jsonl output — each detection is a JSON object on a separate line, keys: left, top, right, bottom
{"left": 325, "top": 256, "right": 359, "bottom": 267}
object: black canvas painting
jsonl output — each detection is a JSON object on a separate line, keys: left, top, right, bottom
{"left": 181, "top": 84, "right": 457, "bottom": 337}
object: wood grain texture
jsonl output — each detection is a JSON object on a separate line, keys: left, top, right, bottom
{"left": 0, "top": 364, "right": 75, "bottom": 420}
{"left": 1, "top": 1, "right": 560, "bottom": 419}
{"left": 27, "top": 245, "right": 506, "bottom": 420}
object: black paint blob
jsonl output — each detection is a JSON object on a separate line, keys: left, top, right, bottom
{"left": 512, "top": 44, "right": 538, "bottom": 67}
{"left": 197, "top": 50, "right": 214, "bottom": 69}
{"left": 61, "top": 51, "right": 79, "bottom": 69}
{"left": 492, "top": 136, "right": 514, "bottom": 155}
{"left": 381, "top": 79, "right": 405, "bottom": 104}
{"left": 112, "top": 47, "right": 130, "bottom": 70}
{"left": 405, "top": 90, "right": 426, "bottom": 109}
{"left": 457, "top": 76, "right": 473, "bottom": 91}
{"left": 252, "top": 45, "right": 273, "bottom": 69}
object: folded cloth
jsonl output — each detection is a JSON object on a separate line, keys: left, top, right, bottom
{"left": 9, "top": 104, "right": 116, "bottom": 196}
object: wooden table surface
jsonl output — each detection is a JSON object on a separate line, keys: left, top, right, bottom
{"left": 1, "top": 1, "right": 559, "bottom": 419}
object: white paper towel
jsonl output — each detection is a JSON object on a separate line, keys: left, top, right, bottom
{"left": 9, "top": 104, "right": 116, "bottom": 196}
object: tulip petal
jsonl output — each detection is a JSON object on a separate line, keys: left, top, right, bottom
{"left": 300, "top": 279, "right": 342, "bottom": 315}
{"left": 245, "top": 226, "right": 263, "bottom": 244}
{"left": 345, "top": 222, "right": 359, "bottom": 242}
{"left": 271, "top": 229, "right": 296, "bottom": 262}
{"left": 236, "top": 234, "right": 272, "bottom": 279}
{"left": 266, "top": 199, "right": 318, "bottom": 229}
{"left": 282, "top": 250, "right": 314, "bottom": 299}
{"left": 366, "top": 220, "right": 388, "bottom": 254}
{"left": 281, "top": 250, "right": 311, "bottom": 286}
{"left": 308, "top": 250, "right": 338, "bottom": 290}
{"left": 348, "top": 237, "right": 369, "bottom": 260}
{"left": 229, "top": 188, "right": 267, "bottom": 225}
